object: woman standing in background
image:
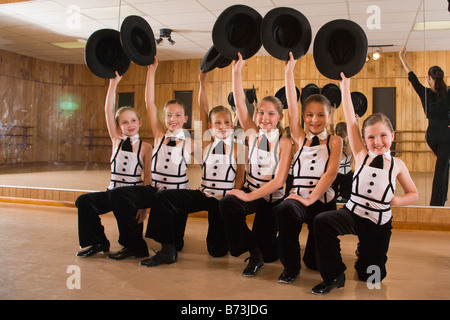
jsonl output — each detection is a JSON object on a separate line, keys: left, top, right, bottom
{"left": 399, "top": 47, "right": 450, "bottom": 206}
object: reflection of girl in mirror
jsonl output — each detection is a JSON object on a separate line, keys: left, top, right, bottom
{"left": 399, "top": 47, "right": 450, "bottom": 206}
{"left": 311, "top": 73, "right": 418, "bottom": 295}
{"left": 75, "top": 71, "right": 153, "bottom": 258}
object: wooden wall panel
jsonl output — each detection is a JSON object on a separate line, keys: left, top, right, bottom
{"left": 1, "top": 48, "right": 449, "bottom": 173}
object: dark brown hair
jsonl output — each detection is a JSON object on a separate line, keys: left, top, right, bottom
{"left": 428, "top": 66, "right": 448, "bottom": 105}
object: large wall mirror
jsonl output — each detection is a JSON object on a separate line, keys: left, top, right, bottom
{"left": 0, "top": 0, "right": 448, "bottom": 207}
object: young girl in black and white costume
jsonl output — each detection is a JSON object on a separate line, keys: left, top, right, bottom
{"left": 219, "top": 53, "right": 292, "bottom": 277}
{"left": 107, "top": 57, "right": 200, "bottom": 260}
{"left": 273, "top": 53, "right": 342, "bottom": 283}
{"left": 140, "top": 71, "right": 245, "bottom": 266}
{"left": 311, "top": 73, "right": 418, "bottom": 295}
{"left": 332, "top": 121, "right": 354, "bottom": 203}
{"left": 76, "top": 72, "right": 153, "bottom": 258}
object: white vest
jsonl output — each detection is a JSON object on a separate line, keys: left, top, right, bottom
{"left": 345, "top": 154, "right": 396, "bottom": 225}
{"left": 290, "top": 135, "right": 334, "bottom": 203}
{"left": 200, "top": 137, "right": 237, "bottom": 200}
{"left": 151, "top": 138, "right": 190, "bottom": 190}
{"left": 245, "top": 133, "right": 284, "bottom": 203}
{"left": 108, "top": 140, "right": 144, "bottom": 190}
{"left": 339, "top": 152, "right": 353, "bottom": 175}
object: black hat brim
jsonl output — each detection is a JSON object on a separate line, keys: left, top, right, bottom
{"left": 300, "top": 83, "right": 320, "bottom": 105}
{"left": 321, "top": 83, "right": 341, "bottom": 108}
{"left": 200, "top": 46, "right": 232, "bottom": 73}
{"left": 261, "top": 7, "right": 311, "bottom": 61}
{"left": 120, "top": 15, "right": 156, "bottom": 66}
{"left": 212, "top": 4, "right": 263, "bottom": 60}
{"left": 313, "top": 19, "right": 368, "bottom": 80}
{"left": 85, "top": 29, "right": 131, "bottom": 79}
{"left": 351, "top": 91, "right": 368, "bottom": 117}
{"left": 275, "top": 86, "right": 300, "bottom": 109}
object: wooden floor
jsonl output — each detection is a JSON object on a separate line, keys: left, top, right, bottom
{"left": 1, "top": 202, "right": 449, "bottom": 300}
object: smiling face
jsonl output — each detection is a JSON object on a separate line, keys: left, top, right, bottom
{"left": 256, "top": 100, "right": 283, "bottom": 132}
{"left": 164, "top": 102, "right": 187, "bottom": 132}
{"left": 117, "top": 109, "right": 142, "bottom": 136}
{"left": 303, "top": 101, "right": 330, "bottom": 135}
{"left": 209, "top": 110, "right": 233, "bottom": 139}
{"left": 363, "top": 122, "right": 394, "bottom": 155}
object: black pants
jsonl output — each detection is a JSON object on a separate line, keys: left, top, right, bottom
{"left": 274, "top": 198, "right": 336, "bottom": 275}
{"left": 219, "top": 190, "right": 281, "bottom": 262}
{"left": 426, "top": 125, "right": 450, "bottom": 206}
{"left": 332, "top": 171, "right": 353, "bottom": 201}
{"left": 314, "top": 208, "right": 392, "bottom": 283}
{"left": 107, "top": 185, "right": 160, "bottom": 256}
{"left": 146, "top": 189, "right": 228, "bottom": 257}
{"left": 76, "top": 190, "right": 113, "bottom": 248}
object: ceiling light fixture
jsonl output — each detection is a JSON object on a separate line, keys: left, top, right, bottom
{"left": 156, "top": 28, "right": 175, "bottom": 46}
{"left": 372, "top": 48, "right": 382, "bottom": 61}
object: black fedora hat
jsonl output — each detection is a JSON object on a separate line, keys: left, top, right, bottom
{"left": 120, "top": 15, "right": 156, "bottom": 66}
{"left": 313, "top": 19, "right": 368, "bottom": 80}
{"left": 300, "top": 83, "right": 320, "bottom": 105}
{"left": 261, "top": 7, "right": 311, "bottom": 61}
{"left": 275, "top": 86, "right": 300, "bottom": 109}
{"left": 200, "top": 46, "right": 232, "bottom": 73}
{"left": 351, "top": 91, "right": 368, "bottom": 117}
{"left": 321, "top": 83, "right": 341, "bottom": 108}
{"left": 212, "top": 4, "right": 263, "bottom": 60}
{"left": 85, "top": 29, "right": 131, "bottom": 79}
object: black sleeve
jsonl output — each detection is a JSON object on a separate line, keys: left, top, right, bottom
{"left": 408, "top": 71, "right": 427, "bottom": 114}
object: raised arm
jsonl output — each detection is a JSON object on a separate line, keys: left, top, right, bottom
{"left": 399, "top": 46, "right": 413, "bottom": 74}
{"left": 339, "top": 73, "right": 367, "bottom": 163}
{"left": 198, "top": 70, "right": 209, "bottom": 143}
{"left": 145, "top": 56, "right": 166, "bottom": 141}
{"left": 105, "top": 71, "right": 122, "bottom": 141}
{"left": 285, "top": 52, "right": 305, "bottom": 144}
{"left": 232, "top": 53, "right": 258, "bottom": 132}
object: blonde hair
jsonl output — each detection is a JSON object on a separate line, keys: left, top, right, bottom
{"left": 335, "top": 122, "right": 349, "bottom": 148}
{"left": 115, "top": 106, "right": 141, "bottom": 125}
{"left": 208, "top": 105, "right": 233, "bottom": 123}
{"left": 361, "top": 113, "right": 394, "bottom": 139}
{"left": 257, "top": 96, "right": 285, "bottom": 134}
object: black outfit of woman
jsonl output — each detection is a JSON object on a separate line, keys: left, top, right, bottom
{"left": 408, "top": 71, "right": 450, "bottom": 206}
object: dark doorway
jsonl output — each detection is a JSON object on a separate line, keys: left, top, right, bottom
{"left": 373, "top": 87, "right": 396, "bottom": 153}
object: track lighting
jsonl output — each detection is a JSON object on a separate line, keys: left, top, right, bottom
{"left": 156, "top": 28, "right": 175, "bottom": 46}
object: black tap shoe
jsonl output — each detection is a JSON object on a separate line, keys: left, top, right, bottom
{"left": 76, "top": 241, "right": 110, "bottom": 257}
{"left": 311, "top": 273, "right": 345, "bottom": 295}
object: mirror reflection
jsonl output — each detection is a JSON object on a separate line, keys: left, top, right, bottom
{"left": 0, "top": 0, "right": 448, "bottom": 207}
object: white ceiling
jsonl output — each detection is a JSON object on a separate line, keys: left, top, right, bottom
{"left": 0, "top": 0, "right": 448, "bottom": 64}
